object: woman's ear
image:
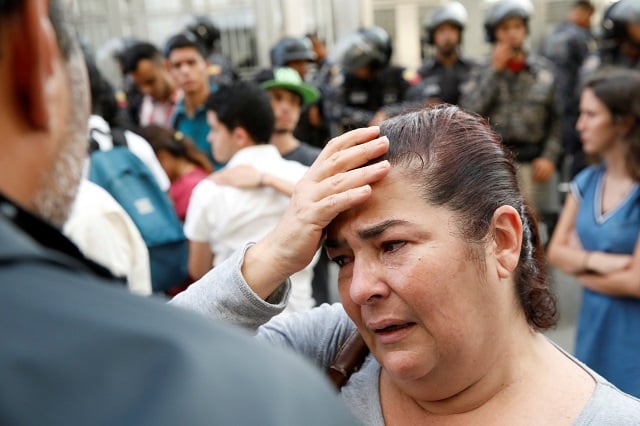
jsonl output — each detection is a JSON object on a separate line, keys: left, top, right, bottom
{"left": 621, "top": 115, "right": 635, "bottom": 137}
{"left": 491, "top": 205, "right": 523, "bottom": 279}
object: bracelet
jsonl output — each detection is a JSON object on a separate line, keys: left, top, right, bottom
{"left": 582, "top": 251, "right": 591, "bottom": 272}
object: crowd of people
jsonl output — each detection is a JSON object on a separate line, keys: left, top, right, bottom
{"left": 2, "top": 0, "right": 640, "bottom": 424}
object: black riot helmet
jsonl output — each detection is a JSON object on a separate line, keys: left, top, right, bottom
{"left": 358, "top": 26, "right": 393, "bottom": 67}
{"left": 484, "top": 0, "right": 533, "bottom": 43}
{"left": 270, "top": 36, "right": 316, "bottom": 67}
{"left": 327, "top": 31, "right": 387, "bottom": 75}
{"left": 601, "top": 0, "right": 640, "bottom": 42}
{"left": 184, "top": 15, "right": 221, "bottom": 55}
{"left": 425, "top": 1, "right": 468, "bottom": 45}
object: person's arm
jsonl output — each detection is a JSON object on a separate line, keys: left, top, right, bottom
{"left": 576, "top": 238, "right": 639, "bottom": 298}
{"left": 548, "top": 194, "right": 629, "bottom": 272}
{"left": 211, "top": 165, "right": 295, "bottom": 196}
{"left": 183, "top": 178, "right": 220, "bottom": 280}
{"left": 188, "top": 240, "right": 214, "bottom": 281}
{"left": 173, "top": 127, "right": 389, "bottom": 307}
{"left": 260, "top": 172, "right": 295, "bottom": 196}
{"left": 547, "top": 193, "right": 587, "bottom": 274}
{"left": 240, "top": 127, "right": 390, "bottom": 300}
{"left": 547, "top": 193, "right": 635, "bottom": 295}
{"left": 533, "top": 79, "right": 562, "bottom": 182}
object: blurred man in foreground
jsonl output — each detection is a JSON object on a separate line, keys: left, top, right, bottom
{"left": 0, "top": 1, "right": 369, "bottom": 423}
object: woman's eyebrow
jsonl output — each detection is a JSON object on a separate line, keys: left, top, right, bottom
{"left": 357, "top": 219, "right": 409, "bottom": 240}
{"left": 324, "top": 219, "right": 410, "bottom": 249}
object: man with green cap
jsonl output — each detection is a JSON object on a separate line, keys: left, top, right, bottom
{"left": 260, "top": 67, "right": 322, "bottom": 166}
{"left": 261, "top": 67, "right": 334, "bottom": 305}
{"left": 216, "top": 69, "right": 332, "bottom": 306}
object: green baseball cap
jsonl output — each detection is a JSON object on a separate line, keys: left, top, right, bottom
{"left": 260, "top": 67, "right": 320, "bottom": 105}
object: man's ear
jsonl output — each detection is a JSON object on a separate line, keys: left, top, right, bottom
{"left": 232, "top": 126, "right": 252, "bottom": 148}
{"left": 12, "top": 0, "right": 57, "bottom": 130}
{"left": 491, "top": 205, "right": 523, "bottom": 279}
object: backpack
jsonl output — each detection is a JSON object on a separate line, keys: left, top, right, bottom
{"left": 88, "top": 128, "right": 189, "bottom": 293}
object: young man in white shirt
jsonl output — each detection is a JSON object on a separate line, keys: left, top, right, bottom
{"left": 184, "top": 82, "right": 317, "bottom": 314}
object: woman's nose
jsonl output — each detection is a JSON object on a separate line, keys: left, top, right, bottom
{"left": 349, "top": 258, "right": 389, "bottom": 306}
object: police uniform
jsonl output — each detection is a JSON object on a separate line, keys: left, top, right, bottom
{"left": 581, "top": 0, "right": 640, "bottom": 75}
{"left": 325, "top": 64, "right": 411, "bottom": 133}
{"left": 540, "top": 21, "right": 595, "bottom": 179}
{"left": 407, "top": 56, "right": 475, "bottom": 106}
{"left": 461, "top": 53, "right": 562, "bottom": 214}
{"left": 207, "top": 52, "right": 238, "bottom": 87}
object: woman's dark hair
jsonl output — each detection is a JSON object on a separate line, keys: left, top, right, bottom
{"left": 138, "top": 125, "right": 213, "bottom": 173}
{"left": 581, "top": 66, "right": 640, "bottom": 180}
{"left": 378, "top": 105, "right": 557, "bottom": 331}
{"left": 84, "top": 51, "right": 121, "bottom": 126}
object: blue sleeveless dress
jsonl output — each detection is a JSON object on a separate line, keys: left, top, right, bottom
{"left": 571, "top": 164, "right": 640, "bottom": 397}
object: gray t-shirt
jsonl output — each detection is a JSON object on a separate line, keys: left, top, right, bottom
{"left": 172, "top": 246, "right": 640, "bottom": 425}
{"left": 282, "top": 142, "right": 321, "bottom": 167}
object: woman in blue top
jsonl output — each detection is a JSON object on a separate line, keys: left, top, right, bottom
{"left": 548, "top": 67, "right": 640, "bottom": 397}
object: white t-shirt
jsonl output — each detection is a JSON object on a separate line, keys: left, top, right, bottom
{"left": 184, "top": 144, "right": 317, "bottom": 313}
{"left": 64, "top": 179, "right": 152, "bottom": 296}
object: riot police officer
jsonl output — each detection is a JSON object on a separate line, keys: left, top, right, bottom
{"left": 269, "top": 36, "right": 317, "bottom": 80}
{"left": 461, "top": 0, "right": 561, "bottom": 239}
{"left": 582, "top": 0, "right": 640, "bottom": 73}
{"left": 540, "top": 1, "right": 595, "bottom": 179}
{"left": 407, "top": 1, "right": 476, "bottom": 106}
{"left": 324, "top": 26, "right": 411, "bottom": 135}
{"left": 255, "top": 36, "right": 332, "bottom": 149}
{"left": 184, "top": 15, "right": 238, "bottom": 87}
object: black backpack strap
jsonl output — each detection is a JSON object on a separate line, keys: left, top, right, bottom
{"left": 110, "top": 128, "right": 128, "bottom": 147}
{"left": 88, "top": 128, "right": 101, "bottom": 154}
{"left": 327, "top": 329, "right": 369, "bottom": 390}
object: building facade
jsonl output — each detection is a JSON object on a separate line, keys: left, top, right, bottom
{"left": 71, "top": 0, "right": 614, "bottom": 87}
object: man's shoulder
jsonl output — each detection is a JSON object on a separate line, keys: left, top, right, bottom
{"left": 283, "top": 143, "right": 321, "bottom": 167}
{"left": 1, "top": 261, "right": 356, "bottom": 424}
{"left": 0, "top": 206, "right": 357, "bottom": 425}
{"left": 274, "top": 151, "right": 312, "bottom": 176}
{"left": 458, "top": 55, "right": 479, "bottom": 69}
{"left": 190, "top": 177, "right": 219, "bottom": 203}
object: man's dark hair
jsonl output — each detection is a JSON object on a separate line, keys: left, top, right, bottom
{"left": 1, "top": 0, "right": 75, "bottom": 60}
{"left": 163, "top": 32, "right": 207, "bottom": 59}
{"left": 122, "top": 42, "right": 164, "bottom": 74}
{"left": 573, "top": 1, "right": 594, "bottom": 13}
{"left": 205, "top": 82, "right": 274, "bottom": 144}
{"left": 0, "top": 0, "right": 20, "bottom": 14}
{"left": 84, "top": 52, "right": 122, "bottom": 127}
